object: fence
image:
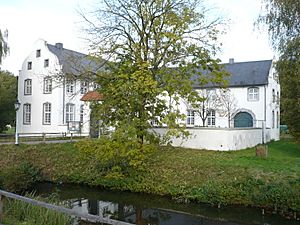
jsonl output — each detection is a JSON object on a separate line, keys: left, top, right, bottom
{"left": 0, "top": 189, "right": 134, "bottom": 225}
{"left": 0, "top": 132, "right": 88, "bottom": 144}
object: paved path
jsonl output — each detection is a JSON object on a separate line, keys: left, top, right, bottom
{"left": 0, "top": 139, "right": 79, "bottom": 145}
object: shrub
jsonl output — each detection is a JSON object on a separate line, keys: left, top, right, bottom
{"left": 76, "top": 127, "right": 157, "bottom": 178}
{"left": 0, "top": 162, "right": 41, "bottom": 192}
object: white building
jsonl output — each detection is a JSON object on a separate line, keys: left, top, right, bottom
{"left": 17, "top": 40, "right": 280, "bottom": 149}
{"left": 17, "top": 39, "right": 95, "bottom": 136}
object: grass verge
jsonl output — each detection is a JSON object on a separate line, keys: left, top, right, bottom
{"left": 0, "top": 139, "right": 299, "bottom": 216}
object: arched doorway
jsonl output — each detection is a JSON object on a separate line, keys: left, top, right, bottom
{"left": 234, "top": 112, "right": 253, "bottom": 127}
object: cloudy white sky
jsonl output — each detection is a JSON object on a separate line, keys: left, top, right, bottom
{"left": 0, "top": 0, "right": 273, "bottom": 75}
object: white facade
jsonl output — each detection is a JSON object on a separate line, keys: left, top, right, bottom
{"left": 17, "top": 40, "right": 280, "bottom": 150}
{"left": 17, "top": 39, "right": 91, "bottom": 136}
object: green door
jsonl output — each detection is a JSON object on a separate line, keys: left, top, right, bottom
{"left": 234, "top": 112, "right": 253, "bottom": 127}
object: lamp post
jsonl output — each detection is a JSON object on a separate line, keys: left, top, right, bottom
{"left": 14, "top": 100, "right": 21, "bottom": 145}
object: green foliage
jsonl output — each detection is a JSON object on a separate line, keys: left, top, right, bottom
{"left": 0, "top": 29, "right": 9, "bottom": 64}
{"left": 0, "top": 70, "right": 17, "bottom": 132}
{"left": 276, "top": 37, "right": 300, "bottom": 140}
{"left": 258, "top": 0, "right": 300, "bottom": 50}
{"left": 0, "top": 162, "right": 41, "bottom": 192}
{"left": 1, "top": 140, "right": 300, "bottom": 214}
{"left": 258, "top": 0, "right": 300, "bottom": 140}
{"left": 3, "top": 193, "right": 71, "bottom": 225}
{"left": 76, "top": 126, "right": 158, "bottom": 178}
{"left": 84, "top": 0, "right": 227, "bottom": 144}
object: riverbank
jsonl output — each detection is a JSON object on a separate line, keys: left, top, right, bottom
{"left": 0, "top": 139, "right": 299, "bottom": 218}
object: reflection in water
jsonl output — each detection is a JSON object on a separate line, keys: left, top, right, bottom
{"left": 69, "top": 198, "right": 242, "bottom": 225}
{"left": 34, "top": 183, "right": 299, "bottom": 225}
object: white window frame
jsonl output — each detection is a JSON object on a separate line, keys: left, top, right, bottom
{"left": 80, "top": 104, "right": 84, "bottom": 123}
{"left": 66, "top": 80, "right": 75, "bottom": 94}
{"left": 186, "top": 110, "right": 195, "bottom": 126}
{"left": 43, "top": 102, "right": 51, "bottom": 125}
{"left": 66, "top": 103, "right": 75, "bottom": 123}
{"left": 272, "top": 110, "right": 275, "bottom": 129}
{"left": 80, "top": 81, "right": 89, "bottom": 94}
{"left": 248, "top": 87, "right": 259, "bottom": 101}
{"left": 43, "top": 77, "right": 52, "bottom": 94}
{"left": 23, "top": 103, "right": 31, "bottom": 125}
{"left": 207, "top": 109, "right": 216, "bottom": 126}
{"left": 24, "top": 79, "right": 32, "bottom": 95}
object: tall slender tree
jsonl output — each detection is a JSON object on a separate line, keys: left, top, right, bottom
{"left": 258, "top": 0, "right": 300, "bottom": 139}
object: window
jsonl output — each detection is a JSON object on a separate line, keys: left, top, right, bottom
{"left": 27, "top": 61, "right": 32, "bottom": 70}
{"left": 248, "top": 87, "right": 259, "bottom": 101}
{"left": 44, "top": 59, "right": 49, "bottom": 67}
{"left": 186, "top": 110, "right": 195, "bottom": 125}
{"left": 66, "top": 80, "right": 75, "bottom": 94}
{"left": 66, "top": 103, "right": 75, "bottom": 123}
{"left": 23, "top": 104, "right": 31, "bottom": 124}
{"left": 24, "top": 79, "right": 32, "bottom": 95}
{"left": 276, "top": 111, "right": 279, "bottom": 128}
{"left": 80, "top": 105, "right": 84, "bottom": 123}
{"left": 272, "top": 110, "right": 275, "bottom": 128}
{"left": 272, "top": 89, "right": 275, "bottom": 103}
{"left": 43, "top": 77, "right": 52, "bottom": 94}
{"left": 93, "top": 83, "right": 99, "bottom": 91}
{"left": 80, "top": 81, "right": 89, "bottom": 94}
{"left": 43, "top": 103, "right": 51, "bottom": 125}
{"left": 36, "top": 49, "right": 41, "bottom": 57}
{"left": 207, "top": 109, "right": 216, "bottom": 126}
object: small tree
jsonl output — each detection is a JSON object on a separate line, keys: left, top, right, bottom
{"left": 189, "top": 89, "right": 219, "bottom": 126}
{"left": 216, "top": 89, "right": 237, "bottom": 128}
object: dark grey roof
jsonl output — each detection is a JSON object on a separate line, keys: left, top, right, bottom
{"left": 223, "top": 59, "right": 272, "bottom": 87}
{"left": 193, "top": 59, "right": 273, "bottom": 88}
{"left": 47, "top": 43, "right": 102, "bottom": 76}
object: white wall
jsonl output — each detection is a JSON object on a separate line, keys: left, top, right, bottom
{"left": 17, "top": 39, "right": 90, "bottom": 135}
{"left": 154, "top": 127, "right": 263, "bottom": 151}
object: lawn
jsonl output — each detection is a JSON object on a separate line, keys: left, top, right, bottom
{"left": 0, "top": 139, "right": 299, "bottom": 213}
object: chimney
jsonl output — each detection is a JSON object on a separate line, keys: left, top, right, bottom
{"left": 55, "top": 43, "right": 63, "bottom": 50}
{"left": 229, "top": 58, "right": 234, "bottom": 64}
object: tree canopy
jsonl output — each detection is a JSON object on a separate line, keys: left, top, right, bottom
{"left": 258, "top": 0, "right": 300, "bottom": 50}
{"left": 0, "top": 70, "right": 17, "bottom": 132}
{"left": 81, "top": 0, "right": 227, "bottom": 144}
{"left": 258, "top": 0, "right": 300, "bottom": 139}
{"left": 0, "top": 29, "right": 9, "bottom": 64}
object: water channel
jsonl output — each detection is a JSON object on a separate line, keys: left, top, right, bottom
{"left": 34, "top": 183, "right": 299, "bottom": 225}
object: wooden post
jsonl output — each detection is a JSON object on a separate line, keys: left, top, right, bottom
{"left": 70, "top": 133, "right": 73, "bottom": 142}
{"left": 0, "top": 194, "right": 4, "bottom": 222}
{"left": 43, "top": 133, "right": 46, "bottom": 142}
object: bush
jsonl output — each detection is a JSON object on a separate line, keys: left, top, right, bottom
{"left": 0, "top": 162, "right": 41, "bottom": 192}
{"left": 76, "top": 127, "right": 157, "bottom": 178}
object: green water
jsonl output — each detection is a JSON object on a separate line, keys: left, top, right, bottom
{"left": 34, "top": 183, "right": 300, "bottom": 225}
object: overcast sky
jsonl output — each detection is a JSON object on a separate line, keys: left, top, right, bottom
{"left": 0, "top": 0, "right": 273, "bottom": 75}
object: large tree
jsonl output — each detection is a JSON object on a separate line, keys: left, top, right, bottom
{"left": 0, "top": 29, "right": 9, "bottom": 64}
{"left": 0, "top": 70, "right": 17, "bottom": 132}
{"left": 81, "top": 0, "right": 227, "bottom": 144}
{"left": 258, "top": 0, "right": 300, "bottom": 139}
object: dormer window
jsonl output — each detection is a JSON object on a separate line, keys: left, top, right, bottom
{"left": 36, "top": 49, "right": 41, "bottom": 57}
{"left": 248, "top": 87, "right": 259, "bottom": 101}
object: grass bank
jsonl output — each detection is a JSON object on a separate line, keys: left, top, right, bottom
{"left": 0, "top": 139, "right": 300, "bottom": 216}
